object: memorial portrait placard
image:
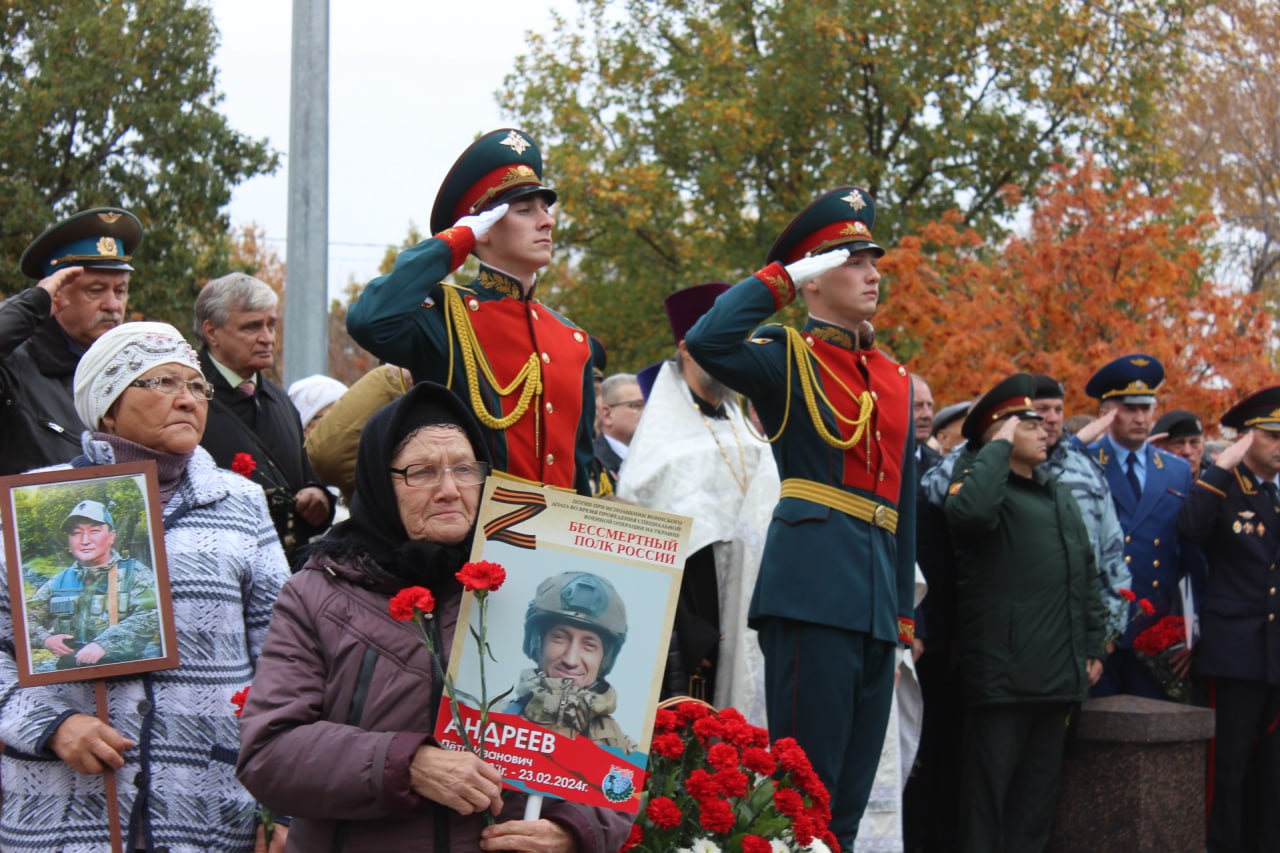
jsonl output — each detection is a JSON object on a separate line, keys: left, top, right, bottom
{"left": 1, "top": 462, "right": 179, "bottom": 686}
{"left": 434, "top": 473, "right": 689, "bottom": 813}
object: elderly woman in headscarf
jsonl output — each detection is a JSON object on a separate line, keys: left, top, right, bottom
{"left": 0, "top": 322, "right": 290, "bottom": 852}
{"left": 236, "top": 382, "right": 633, "bottom": 852}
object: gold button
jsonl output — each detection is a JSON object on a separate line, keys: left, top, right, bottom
{"left": 1153, "top": 560, "right": 1160, "bottom": 568}
{"left": 1271, "top": 588, "right": 1277, "bottom": 596}
{"left": 541, "top": 352, "right": 550, "bottom": 363}
{"left": 1152, "top": 580, "right": 1159, "bottom": 588}
{"left": 531, "top": 309, "right": 540, "bottom": 320}
{"left": 1272, "top": 564, "right": 1277, "bottom": 572}
{"left": 1271, "top": 614, "right": 1277, "bottom": 622}
{"left": 805, "top": 336, "right": 815, "bottom": 346}
{"left": 1125, "top": 535, "right": 1131, "bottom": 543}
{"left": 573, "top": 331, "right": 584, "bottom": 343}
{"left": 898, "top": 366, "right": 906, "bottom": 376}
{"left": 875, "top": 430, "right": 882, "bottom": 440}
{"left": 545, "top": 453, "right": 555, "bottom": 466}
{"left": 545, "top": 402, "right": 554, "bottom": 414}
{"left": 467, "top": 298, "right": 480, "bottom": 311}
{"left": 1125, "top": 556, "right": 1132, "bottom": 564}
{"left": 878, "top": 471, "right": 886, "bottom": 481}
{"left": 861, "top": 355, "right": 868, "bottom": 365}
{"left": 1154, "top": 539, "right": 1161, "bottom": 546}
{"left": 871, "top": 390, "right": 879, "bottom": 400}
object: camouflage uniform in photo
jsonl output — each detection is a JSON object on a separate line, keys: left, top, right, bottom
{"left": 28, "top": 550, "right": 157, "bottom": 669}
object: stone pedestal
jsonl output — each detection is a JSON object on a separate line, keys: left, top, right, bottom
{"left": 1049, "top": 695, "right": 1213, "bottom": 852}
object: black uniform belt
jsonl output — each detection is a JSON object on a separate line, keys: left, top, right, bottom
{"left": 779, "top": 478, "right": 898, "bottom": 533}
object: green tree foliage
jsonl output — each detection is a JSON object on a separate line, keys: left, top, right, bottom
{"left": 0, "top": 0, "right": 278, "bottom": 327}
{"left": 502, "top": 0, "right": 1190, "bottom": 370}
{"left": 13, "top": 475, "right": 148, "bottom": 570}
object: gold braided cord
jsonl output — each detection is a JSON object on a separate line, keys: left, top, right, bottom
{"left": 745, "top": 327, "right": 875, "bottom": 450}
{"left": 442, "top": 286, "right": 543, "bottom": 430}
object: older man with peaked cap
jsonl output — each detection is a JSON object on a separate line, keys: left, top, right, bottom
{"left": 1178, "top": 386, "right": 1280, "bottom": 852}
{"left": 0, "top": 208, "right": 141, "bottom": 473}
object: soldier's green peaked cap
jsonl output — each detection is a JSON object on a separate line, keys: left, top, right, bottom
{"left": 21, "top": 207, "right": 142, "bottom": 280}
{"left": 767, "top": 186, "right": 883, "bottom": 266}
{"left": 430, "top": 129, "right": 557, "bottom": 235}
{"left": 62, "top": 499, "right": 115, "bottom": 532}
{"left": 963, "top": 373, "right": 1041, "bottom": 443}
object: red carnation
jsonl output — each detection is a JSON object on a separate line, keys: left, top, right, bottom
{"left": 706, "top": 742, "right": 739, "bottom": 771}
{"left": 230, "top": 452, "right": 256, "bottom": 478}
{"left": 676, "top": 701, "right": 711, "bottom": 725}
{"left": 742, "top": 746, "right": 776, "bottom": 776}
{"left": 654, "top": 708, "right": 679, "bottom": 732}
{"left": 791, "top": 813, "right": 817, "bottom": 846}
{"left": 774, "top": 786, "right": 806, "bottom": 818}
{"left": 620, "top": 822, "right": 643, "bottom": 852}
{"left": 692, "top": 714, "right": 724, "bottom": 744}
{"left": 697, "top": 797, "right": 735, "bottom": 834}
{"left": 686, "top": 768, "right": 721, "bottom": 800}
{"left": 388, "top": 586, "right": 435, "bottom": 621}
{"left": 1138, "top": 598, "right": 1156, "bottom": 616}
{"left": 651, "top": 732, "right": 686, "bottom": 760}
{"left": 646, "top": 796, "right": 683, "bottom": 829}
{"left": 742, "top": 835, "right": 772, "bottom": 853}
{"left": 230, "top": 686, "right": 250, "bottom": 718}
{"left": 456, "top": 560, "right": 507, "bottom": 593}
{"left": 1118, "top": 588, "right": 1136, "bottom": 602}
{"left": 714, "top": 767, "right": 750, "bottom": 798}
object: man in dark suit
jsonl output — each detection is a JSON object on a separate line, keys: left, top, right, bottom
{"left": 1178, "top": 387, "right": 1280, "bottom": 852}
{"left": 1082, "top": 354, "right": 1193, "bottom": 699}
{"left": 194, "top": 273, "right": 333, "bottom": 559}
{"left": 593, "top": 372, "right": 642, "bottom": 484}
{"left": 912, "top": 373, "right": 941, "bottom": 479}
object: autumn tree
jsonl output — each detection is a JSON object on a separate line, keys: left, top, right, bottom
{"left": 1168, "top": 0, "right": 1280, "bottom": 296}
{"left": 881, "top": 157, "right": 1271, "bottom": 429}
{"left": 503, "top": 0, "right": 1191, "bottom": 371}
{"left": 0, "top": 0, "right": 277, "bottom": 328}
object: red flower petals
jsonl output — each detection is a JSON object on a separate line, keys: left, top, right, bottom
{"left": 230, "top": 686, "right": 250, "bottom": 718}
{"left": 230, "top": 452, "right": 256, "bottom": 478}
{"left": 646, "top": 796, "right": 683, "bottom": 829}
{"left": 388, "top": 585, "right": 435, "bottom": 621}
{"left": 455, "top": 560, "right": 507, "bottom": 593}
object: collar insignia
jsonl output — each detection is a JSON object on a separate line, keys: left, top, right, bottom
{"left": 476, "top": 268, "right": 523, "bottom": 300}
{"left": 808, "top": 323, "right": 855, "bottom": 350}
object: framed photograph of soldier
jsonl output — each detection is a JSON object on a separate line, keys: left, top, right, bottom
{"left": 434, "top": 473, "right": 689, "bottom": 813}
{"left": 0, "top": 461, "right": 179, "bottom": 686}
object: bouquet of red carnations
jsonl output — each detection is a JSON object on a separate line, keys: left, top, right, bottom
{"left": 622, "top": 701, "right": 838, "bottom": 853}
{"left": 1132, "top": 614, "right": 1189, "bottom": 702}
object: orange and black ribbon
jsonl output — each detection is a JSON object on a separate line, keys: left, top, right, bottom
{"left": 483, "top": 487, "right": 548, "bottom": 550}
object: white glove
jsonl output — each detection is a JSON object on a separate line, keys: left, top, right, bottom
{"left": 784, "top": 249, "right": 849, "bottom": 287}
{"left": 452, "top": 203, "right": 509, "bottom": 239}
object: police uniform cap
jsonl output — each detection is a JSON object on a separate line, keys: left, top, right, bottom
{"left": 962, "top": 373, "right": 1042, "bottom": 443}
{"left": 767, "top": 186, "right": 883, "bottom": 266}
{"left": 1222, "top": 386, "right": 1280, "bottom": 432}
{"left": 932, "top": 400, "right": 972, "bottom": 436}
{"left": 1084, "top": 354, "right": 1164, "bottom": 404}
{"left": 62, "top": 500, "right": 115, "bottom": 532}
{"left": 20, "top": 208, "right": 143, "bottom": 280}
{"left": 430, "top": 129, "right": 557, "bottom": 235}
{"left": 665, "top": 282, "right": 731, "bottom": 345}
{"left": 1152, "top": 409, "right": 1203, "bottom": 439}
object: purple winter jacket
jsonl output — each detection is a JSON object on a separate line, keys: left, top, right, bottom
{"left": 236, "top": 551, "right": 635, "bottom": 852}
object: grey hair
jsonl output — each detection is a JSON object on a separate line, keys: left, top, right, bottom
{"left": 600, "top": 372, "right": 639, "bottom": 404}
{"left": 194, "top": 272, "right": 279, "bottom": 343}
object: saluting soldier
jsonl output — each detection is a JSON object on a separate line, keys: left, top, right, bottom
{"left": 347, "top": 129, "right": 596, "bottom": 494}
{"left": 1081, "top": 354, "right": 1194, "bottom": 699}
{"left": 28, "top": 500, "right": 157, "bottom": 671}
{"left": 685, "top": 187, "right": 916, "bottom": 850}
{"left": 1178, "top": 387, "right": 1280, "bottom": 852}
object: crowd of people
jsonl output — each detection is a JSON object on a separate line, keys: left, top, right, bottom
{"left": 0, "top": 125, "right": 1275, "bottom": 853}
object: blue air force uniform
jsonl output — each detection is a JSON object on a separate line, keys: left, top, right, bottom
{"left": 685, "top": 187, "right": 915, "bottom": 850}
{"left": 1178, "top": 387, "right": 1280, "bottom": 852}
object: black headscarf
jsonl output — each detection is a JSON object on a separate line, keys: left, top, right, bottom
{"left": 299, "top": 381, "right": 490, "bottom": 593}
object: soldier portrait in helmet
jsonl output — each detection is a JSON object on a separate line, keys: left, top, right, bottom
{"left": 2, "top": 463, "right": 179, "bottom": 686}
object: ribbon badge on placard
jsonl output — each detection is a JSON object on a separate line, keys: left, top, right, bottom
{"left": 483, "top": 486, "right": 548, "bottom": 550}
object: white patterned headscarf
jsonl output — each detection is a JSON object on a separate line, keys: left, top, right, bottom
{"left": 287, "top": 374, "right": 348, "bottom": 429}
{"left": 74, "top": 321, "right": 202, "bottom": 429}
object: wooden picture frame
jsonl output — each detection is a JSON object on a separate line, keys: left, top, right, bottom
{"left": 1, "top": 461, "right": 179, "bottom": 686}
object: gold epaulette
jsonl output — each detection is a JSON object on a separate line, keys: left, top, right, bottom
{"left": 442, "top": 287, "right": 542, "bottom": 430}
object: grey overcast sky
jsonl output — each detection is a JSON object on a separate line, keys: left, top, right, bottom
{"left": 210, "top": 0, "right": 573, "bottom": 299}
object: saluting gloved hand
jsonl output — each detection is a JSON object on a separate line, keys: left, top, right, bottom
{"left": 452, "top": 203, "right": 509, "bottom": 239}
{"left": 784, "top": 248, "right": 849, "bottom": 286}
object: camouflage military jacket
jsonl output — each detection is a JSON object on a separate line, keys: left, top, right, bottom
{"left": 28, "top": 552, "right": 157, "bottom": 661}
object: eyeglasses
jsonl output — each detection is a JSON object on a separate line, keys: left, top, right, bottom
{"left": 389, "top": 461, "right": 490, "bottom": 488}
{"left": 607, "top": 399, "right": 645, "bottom": 411}
{"left": 128, "top": 375, "right": 214, "bottom": 400}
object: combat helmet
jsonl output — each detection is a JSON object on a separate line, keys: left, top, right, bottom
{"left": 523, "top": 572, "right": 628, "bottom": 679}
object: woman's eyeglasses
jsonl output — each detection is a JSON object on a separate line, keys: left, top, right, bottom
{"left": 128, "top": 375, "right": 215, "bottom": 400}
{"left": 389, "top": 461, "right": 490, "bottom": 488}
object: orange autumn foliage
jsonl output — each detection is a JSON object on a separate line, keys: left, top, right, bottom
{"left": 881, "top": 158, "right": 1273, "bottom": 433}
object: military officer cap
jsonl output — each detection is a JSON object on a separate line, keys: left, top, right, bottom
{"left": 20, "top": 207, "right": 143, "bottom": 281}
{"left": 768, "top": 186, "right": 883, "bottom": 266}
{"left": 430, "top": 128, "right": 557, "bottom": 235}
{"left": 1085, "top": 354, "right": 1164, "bottom": 404}
{"left": 62, "top": 499, "right": 115, "bottom": 532}
{"left": 1152, "top": 409, "right": 1204, "bottom": 439}
{"left": 1222, "top": 386, "right": 1280, "bottom": 432}
{"left": 962, "top": 373, "right": 1042, "bottom": 444}
{"left": 932, "top": 400, "right": 972, "bottom": 437}
{"left": 1031, "top": 373, "right": 1066, "bottom": 400}
{"left": 664, "top": 282, "right": 731, "bottom": 345}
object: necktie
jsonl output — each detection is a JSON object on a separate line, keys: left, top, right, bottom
{"left": 1264, "top": 481, "right": 1278, "bottom": 507}
{"left": 1125, "top": 454, "right": 1142, "bottom": 500}
{"left": 237, "top": 381, "right": 255, "bottom": 397}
